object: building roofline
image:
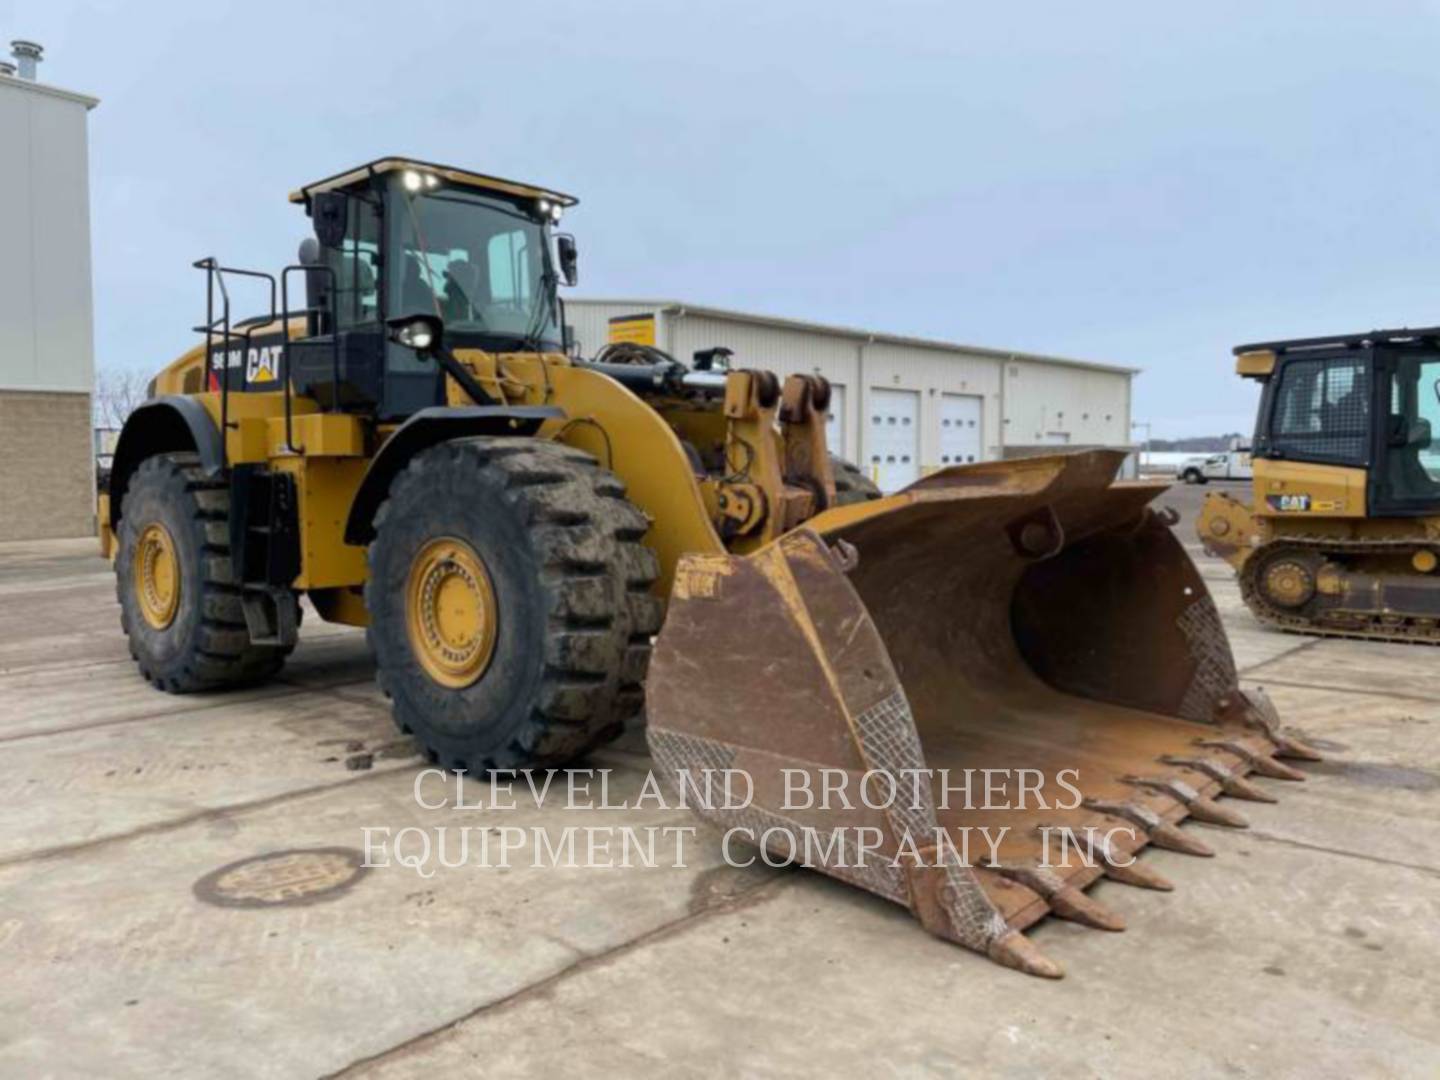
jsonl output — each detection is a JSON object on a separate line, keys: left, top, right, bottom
{"left": 567, "top": 297, "right": 1140, "bottom": 376}
{"left": 0, "top": 76, "right": 98, "bottom": 109}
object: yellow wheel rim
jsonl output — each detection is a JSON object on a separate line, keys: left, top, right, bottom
{"left": 406, "top": 538, "right": 499, "bottom": 689}
{"left": 134, "top": 522, "right": 181, "bottom": 630}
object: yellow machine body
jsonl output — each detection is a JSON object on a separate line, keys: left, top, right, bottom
{"left": 1198, "top": 332, "right": 1440, "bottom": 642}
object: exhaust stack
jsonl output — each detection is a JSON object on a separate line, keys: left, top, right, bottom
{"left": 10, "top": 40, "right": 41, "bottom": 81}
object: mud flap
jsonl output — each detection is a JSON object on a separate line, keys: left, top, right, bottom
{"left": 646, "top": 451, "right": 1319, "bottom": 977}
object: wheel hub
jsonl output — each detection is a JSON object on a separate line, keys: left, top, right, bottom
{"left": 1262, "top": 558, "right": 1315, "bottom": 609}
{"left": 134, "top": 522, "right": 180, "bottom": 629}
{"left": 406, "top": 538, "right": 499, "bottom": 688}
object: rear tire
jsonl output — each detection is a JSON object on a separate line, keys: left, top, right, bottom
{"left": 830, "top": 454, "right": 882, "bottom": 505}
{"left": 365, "top": 437, "right": 662, "bottom": 772}
{"left": 115, "top": 453, "right": 293, "bottom": 692}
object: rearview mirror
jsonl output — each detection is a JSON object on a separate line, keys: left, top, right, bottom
{"left": 312, "top": 192, "right": 348, "bottom": 249}
{"left": 555, "top": 234, "right": 578, "bottom": 287}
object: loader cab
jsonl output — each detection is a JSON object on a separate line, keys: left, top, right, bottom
{"left": 1240, "top": 329, "right": 1440, "bottom": 516}
{"left": 288, "top": 158, "right": 577, "bottom": 420}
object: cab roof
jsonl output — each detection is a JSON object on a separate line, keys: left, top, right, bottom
{"left": 1233, "top": 326, "right": 1440, "bottom": 356}
{"left": 288, "top": 157, "right": 579, "bottom": 208}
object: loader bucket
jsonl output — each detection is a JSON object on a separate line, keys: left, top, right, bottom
{"left": 646, "top": 450, "right": 1319, "bottom": 977}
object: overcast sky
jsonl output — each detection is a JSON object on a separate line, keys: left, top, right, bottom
{"left": 7, "top": 0, "right": 1440, "bottom": 437}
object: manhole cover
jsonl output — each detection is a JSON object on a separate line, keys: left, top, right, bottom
{"left": 193, "top": 847, "right": 367, "bottom": 909}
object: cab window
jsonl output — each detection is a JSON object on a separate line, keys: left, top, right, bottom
{"left": 1268, "top": 356, "right": 1370, "bottom": 465}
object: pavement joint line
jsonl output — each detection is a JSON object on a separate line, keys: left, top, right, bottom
{"left": 1241, "top": 829, "right": 1440, "bottom": 878}
{"left": 0, "top": 655, "right": 134, "bottom": 681}
{"left": 1239, "top": 675, "right": 1440, "bottom": 706}
{"left": 0, "top": 763, "right": 414, "bottom": 871}
{"left": 320, "top": 875, "right": 793, "bottom": 1078}
{"left": 1237, "top": 635, "right": 1327, "bottom": 676}
{"left": 0, "top": 677, "right": 380, "bottom": 746}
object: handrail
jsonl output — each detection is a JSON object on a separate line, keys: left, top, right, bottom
{"left": 190, "top": 259, "right": 279, "bottom": 469}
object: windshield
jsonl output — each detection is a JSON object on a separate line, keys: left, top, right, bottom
{"left": 390, "top": 182, "right": 560, "bottom": 348}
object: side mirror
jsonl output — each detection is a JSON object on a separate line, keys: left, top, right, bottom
{"left": 1433, "top": 377, "right": 1440, "bottom": 407}
{"left": 555, "top": 233, "right": 578, "bottom": 287}
{"left": 312, "top": 192, "right": 348, "bottom": 249}
{"left": 387, "top": 313, "right": 444, "bottom": 354}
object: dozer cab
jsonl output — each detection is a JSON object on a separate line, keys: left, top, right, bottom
{"left": 1199, "top": 328, "right": 1440, "bottom": 642}
{"left": 103, "top": 157, "right": 1318, "bottom": 976}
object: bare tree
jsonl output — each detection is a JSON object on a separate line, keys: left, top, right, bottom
{"left": 93, "top": 366, "right": 150, "bottom": 432}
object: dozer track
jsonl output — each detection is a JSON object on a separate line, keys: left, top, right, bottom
{"left": 645, "top": 451, "right": 1319, "bottom": 977}
{"left": 1239, "top": 536, "right": 1440, "bottom": 646}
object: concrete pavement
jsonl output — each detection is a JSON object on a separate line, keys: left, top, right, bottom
{"left": 1, "top": 495, "right": 1437, "bottom": 1078}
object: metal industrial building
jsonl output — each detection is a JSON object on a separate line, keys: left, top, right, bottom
{"left": 0, "top": 42, "right": 98, "bottom": 540}
{"left": 565, "top": 299, "right": 1137, "bottom": 491}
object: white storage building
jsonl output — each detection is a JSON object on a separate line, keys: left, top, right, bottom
{"left": 0, "top": 42, "right": 99, "bottom": 540}
{"left": 564, "top": 299, "right": 1137, "bottom": 491}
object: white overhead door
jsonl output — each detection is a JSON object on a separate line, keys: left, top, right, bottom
{"left": 867, "top": 388, "right": 920, "bottom": 492}
{"left": 939, "top": 394, "right": 983, "bottom": 467}
{"left": 824, "top": 384, "right": 846, "bottom": 459}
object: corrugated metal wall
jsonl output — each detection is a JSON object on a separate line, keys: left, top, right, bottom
{"left": 0, "top": 81, "right": 95, "bottom": 394}
{"left": 563, "top": 300, "right": 1134, "bottom": 487}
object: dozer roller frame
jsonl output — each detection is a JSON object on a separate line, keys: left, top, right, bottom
{"left": 648, "top": 451, "right": 1321, "bottom": 977}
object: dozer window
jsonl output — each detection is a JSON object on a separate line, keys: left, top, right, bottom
{"left": 1381, "top": 353, "right": 1440, "bottom": 503}
{"left": 1269, "top": 356, "right": 1370, "bottom": 465}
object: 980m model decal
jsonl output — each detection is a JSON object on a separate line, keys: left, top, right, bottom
{"left": 208, "top": 335, "right": 286, "bottom": 389}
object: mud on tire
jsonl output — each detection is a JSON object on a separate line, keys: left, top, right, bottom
{"left": 116, "top": 452, "right": 293, "bottom": 692}
{"left": 365, "top": 437, "right": 663, "bottom": 772}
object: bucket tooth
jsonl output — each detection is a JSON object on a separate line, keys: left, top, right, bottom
{"left": 1079, "top": 832, "right": 1174, "bottom": 891}
{"left": 1274, "top": 734, "right": 1324, "bottom": 762}
{"left": 1082, "top": 798, "right": 1214, "bottom": 857}
{"left": 987, "top": 930, "right": 1064, "bottom": 979}
{"left": 1049, "top": 886, "right": 1127, "bottom": 932}
{"left": 989, "top": 863, "right": 1126, "bottom": 931}
{"left": 1184, "top": 796, "right": 1250, "bottom": 829}
{"left": 1148, "top": 822, "right": 1215, "bottom": 857}
{"left": 1198, "top": 739, "right": 1306, "bottom": 781}
{"left": 1160, "top": 755, "right": 1278, "bottom": 803}
{"left": 1100, "top": 858, "right": 1174, "bottom": 892}
{"left": 1124, "top": 775, "right": 1250, "bottom": 829}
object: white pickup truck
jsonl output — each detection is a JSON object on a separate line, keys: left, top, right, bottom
{"left": 1177, "top": 448, "right": 1253, "bottom": 484}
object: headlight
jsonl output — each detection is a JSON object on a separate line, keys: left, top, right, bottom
{"left": 403, "top": 169, "right": 423, "bottom": 193}
{"left": 386, "top": 314, "right": 444, "bottom": 352}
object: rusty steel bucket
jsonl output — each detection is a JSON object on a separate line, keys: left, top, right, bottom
{"left": 646, "top": 451, "right": 1319, "bottom": 977}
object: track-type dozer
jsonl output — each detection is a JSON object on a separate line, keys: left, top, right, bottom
{"left": 649, "top": 451, "right": 1320, "bottom": 977}
{"left": 1199, "top": 328, "right": 1440, "bottom": 643}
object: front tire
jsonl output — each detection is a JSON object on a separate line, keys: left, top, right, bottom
{"left": 365, "top": 438, "right": 662, "bottom": 772}
{"left": 115, "top": 453, "right": 292, "bottom": 692}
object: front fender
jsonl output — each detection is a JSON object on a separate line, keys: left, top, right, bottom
{"left": 342, "top": 406, "right": 564, "bottom": 545}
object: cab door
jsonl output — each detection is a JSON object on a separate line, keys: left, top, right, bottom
{"left": 1371, "top": 348, "right": 1440, "bottom": 515}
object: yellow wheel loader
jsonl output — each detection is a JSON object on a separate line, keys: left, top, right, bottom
{"left": 1199, "top": 329, "right": 1440, "bottom": 642}
{"left": 102, "top": 157, "right": 1318, "bottom": 977}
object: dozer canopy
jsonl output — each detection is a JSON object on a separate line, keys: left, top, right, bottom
{"left": 647, "top": 450, "right": 1318, "bottom": 977}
